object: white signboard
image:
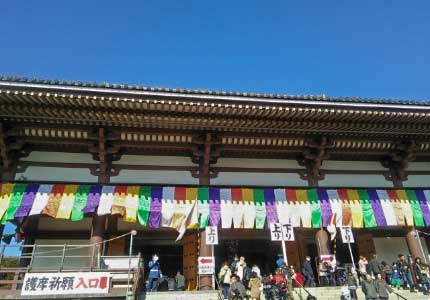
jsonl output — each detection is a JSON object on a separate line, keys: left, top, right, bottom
{"left": 198, "top": 256, "right": 215, "bottom": 275}
{"left": 340, "top": 226, "right": 355, "bottom": 243}
{"left": 270, "top": 223, "right": 295, "bottom": 241}
{"left": 205, "top": 226, "right": 218, "bottom": 245}
{"left": 22, "top": 272, "right": 110, "bottom": 296}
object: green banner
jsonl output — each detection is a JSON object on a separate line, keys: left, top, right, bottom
{"left": 3, "top": 184, "right": 27, "bottom": 224}
{"left": 406, "top": 190, "right": 424, "bottom": 227}
{"left": 137, "top": 186, "right": 151, "bottom": 226}
{"left": 253, "top": 189, "right": 266, "bottom": 229}
{"left": 197, "top": 187, "right": 210, "bottom": 228}
{"left": 358, "top": 189, "right": 377, "bottom": 228}
{"left": 307, "top": 188, "right": 322, "bottom": 228}
{"left": 71, "top": 185, "right": 90, "bottom": 221}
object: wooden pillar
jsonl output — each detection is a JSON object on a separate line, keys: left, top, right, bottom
{"left": 315, "top": 229, "right": 331, "bottom": 256}
{"left": 199, "top": 230, "right": 213, "bottom": 290}
{"left": 406, "top": 228, "right": 424, "bottom": 260}
{"left": 387, "top": 165, "right": 423, "bottom": 261}
{"left": 89, "top": 215, "right": 107, "bottom": 266}
{"left": 300, "top": 138, "right": 333, "bottom": 260}
{"left": 195, "top": 133, "right": 214, "bottom": 290}
{"left": 88, "top": 128, "right": 112, "bottom": 265}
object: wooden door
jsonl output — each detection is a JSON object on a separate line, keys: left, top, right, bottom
{"left": 183, "top": 231, "right": 198, "bottom": 290}
{"left": 357, "top": 233, "right": 376, "bottom": 260}
{"left": 286, "top": 241, "right": 301, "bottom": 270}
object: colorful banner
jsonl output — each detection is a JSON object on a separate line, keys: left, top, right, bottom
{"left": 2, "top": 183, "right": 430, "bottom": 232}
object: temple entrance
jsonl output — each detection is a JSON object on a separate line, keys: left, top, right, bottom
{"left": 214, "top": 229, "right": 317, "bottom": 276}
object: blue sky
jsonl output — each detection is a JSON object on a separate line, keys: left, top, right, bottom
{"left": 0, "top": 1, "right": 429, "bottom": 100}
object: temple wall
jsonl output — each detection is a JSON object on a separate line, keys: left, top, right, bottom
{"left": 374, "top": 237, "right": 429, "bottom": 263}
{"left": 15, "top": 167, "right": 97, "bottom": 182}
{"left": 211, "top": 172, "right": 306, "bottom": 186}
{"left": 14, "top": 152, "right": 430, "bottom": 187}
{"left": 403, "top": 176, "right": 430, "bottom": 188}
{"left": 321, "top": 160, "right": 386, "bottom": 170}
{"left": 110, "top": 170, "right": 198, "bottom": 184}
{"left": 20, "top": 152, "right": 94, "bottom": 163}
{"left": 118, "top": 155, "right": 194, "bottom": 166}
{"left": 319, "top": 174, "right": 392, "bottom": 188}
{"left": 38, "top": 217, "right": 92, "bottom": 231}
{"left": 213, "top": 158, "right": 301, "bottom": 168}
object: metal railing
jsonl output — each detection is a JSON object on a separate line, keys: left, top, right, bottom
{"left": 0, "top": 243, "right": 140, "bottom": 272}
{"left": 391, "top": 290, "right": 408, "bottom": 300}
{"left": 214, "top": 275, "right": 226, "bottom": 300}
{"left": 0, "top": 241, "right": 142, "bottom": 298}
{"left": 293, "top": 278, "right": 316, "bottom": 300}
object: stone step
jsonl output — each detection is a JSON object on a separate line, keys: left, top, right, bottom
{"left": 141, "top": 288, "right": 429, "bottom": 300}
{"left": 296, "top": 286, "right": 429, "bottom": 300}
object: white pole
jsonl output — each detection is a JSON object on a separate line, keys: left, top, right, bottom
{"left": 347, "top": 242, "right": 356, "bottom": 271}
{"left": 281, "top": 240, "right": 288, "bottom": 266}
{"left": 211, "top": 245, "right": 215, "bottom": 289}
{"left": 127, "top": 230, "right": 137, "bottom": 300}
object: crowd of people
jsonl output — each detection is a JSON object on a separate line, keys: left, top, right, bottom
{"left": 144, "top": 252, "right": 430, "bottom": 300}
{"left": 218, "top": 254, "right": 306, "bottom": 300}
{"left": 349, "top": 253, "right": 430, "bottom": 299}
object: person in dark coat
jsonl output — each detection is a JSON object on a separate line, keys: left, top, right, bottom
{"left": 346, "top": 271, "right": 358, "bottom": 300}
{"left": 302, "top": 256, "right": 315, "bottom": 287}
{"left": 368, "top": 254, "right": 382, "bottom": 278}
{"left": 397, "top": 254, "right": 415, "bottom": 292}
{"left": 147, "top": 254, "right": 161, "bottom": 292}
{"left": 361, "top": 274, "right": 379, "bottom": 300}
{"left": 375, "top": 273, "right": 392, "bottom": 300}
{"left": 414, "top": 257, "right": 430, "bottom": 295}
{"left": 229, "top": 275, "right": 247, "bottom": 300}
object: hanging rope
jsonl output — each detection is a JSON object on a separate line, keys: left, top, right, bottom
{"left": 416, "top": 230, "right": 430, "bottom": 237}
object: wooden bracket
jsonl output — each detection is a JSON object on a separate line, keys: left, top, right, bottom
{"left": 381, "top": 140, "right": 418, "bottom": 185}
{"left": 298, "top": 137, "right": 334, "bottom": 184}
{"left": 88, "top": 128, "right": 122, "bottom": 183}
{"left": 0, "top": 123, "right": 28, "bottom": 181}
{"left": 191, "top": 133, "right": 221, "bottom": 184}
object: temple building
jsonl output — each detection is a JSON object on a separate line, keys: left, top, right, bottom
{"left": 0, "top": 76, "right": 430, "bottom": 296}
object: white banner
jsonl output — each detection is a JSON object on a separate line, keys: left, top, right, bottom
{"left": 205, "top": 226, "right": 218, "bottom": 245}
{"left": 22, "top": 272, "right": 110, "bottom": 296}
{"left": 340, "top": 226, "right": 355, "bottom": 243}
{"left": 270, "top": 223, "right": 295, "bottom": 241}
{"left": 198, "top": 256, "right": 215, "bottom": 275}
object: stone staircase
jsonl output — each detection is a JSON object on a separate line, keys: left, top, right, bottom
{"left": 296, "top": 286, "right": 429, "bottom": 300}
{"left": 141, "top": 288, "right": 429, "bottom": 300}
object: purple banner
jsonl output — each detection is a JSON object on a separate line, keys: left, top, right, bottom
{"left": 317, "top": 189, "right": 332, "bottom": 227}
{"left": 415, "top": 190, "right": 430, "bottom": 226}
{"left": 209, "top": 188, "right": 221, "bottom": 226}
{"left": 368, "top": 189, "right": 387, "bottom": 226}
{"left": 82, "top": 185, "right": 102, "bottom": 213}
{"left": 264, "top": 189, "right": 278, "bottom": 226}
{"left": 148, "top": 186, "right": 162, "bottom": 228}
{"left": 14, "top": 184, "right": 40, "bottom": 218}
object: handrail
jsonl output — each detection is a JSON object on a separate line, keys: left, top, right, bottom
{"left": 391, "top": 290, "right": 408, "bottom": 300}
{"left": 213, "top": 275, "right": 225, "bottom": 300}
{"left": 292, "top": 278, "right": 316, "bottom": 299}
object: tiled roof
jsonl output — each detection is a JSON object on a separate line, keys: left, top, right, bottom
{"left": 1, "top": 75, "right": 429, "bottom": 106}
